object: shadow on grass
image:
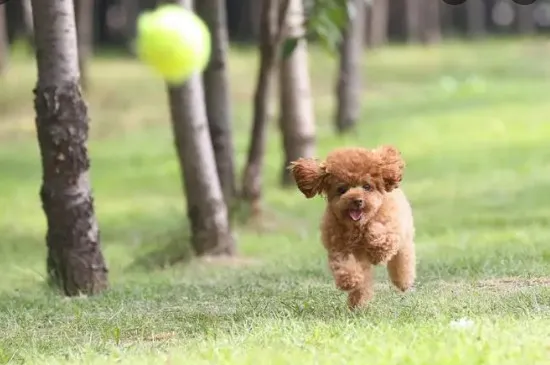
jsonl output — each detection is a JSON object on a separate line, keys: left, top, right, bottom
{"left": 125, "top": 224, "right": 195, "bottom": 272}
{"left": 97, "top": 208, "right": 197, "bottom": 272}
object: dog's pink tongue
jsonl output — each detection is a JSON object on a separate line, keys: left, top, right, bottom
{"left": 349, "top": 209, "right": 363, "bottom": 221}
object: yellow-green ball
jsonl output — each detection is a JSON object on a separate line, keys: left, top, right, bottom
{"left": 135, "top": 4, "right": 211, "bottom": 84}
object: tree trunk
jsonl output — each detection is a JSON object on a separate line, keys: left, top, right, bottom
{"left": 278, "top": 0, "right": 315, "bottom": 186}
{"left": 516, "top": 3, "right": 535, "bottom": 35}
{"left": 30, "top": 0, "right": 108, "bottom": 296}
{"left": 164, "top": 0, "right": 236, "bottom": 256}
{"left": 334, "top": 0, "right": 366, "bottom": 134}
{"left": 420, "top": 0, "right": 441, "bottom": 44}
{"left": 0, "top": 4, "right": 8, "bottom": 74}
{"left": 167, "top": 80, "right": 236, "bottom": 256}
{"left": 405, "top": 0, "right": 422, "bottom": 43}
{"left": 368, "top": 0, "right": 389, "bottom": 47}
{"left": 466, "top": 0, "right": 486, "bottom": 39}
{"left": 195, "top": 0, "right": 237, "bottom": 211}
{"left": 74, "top": 0, "right": 94, "bottom": 90}
{"left": 241, "top": 0, "right": 282, "bottom": 215}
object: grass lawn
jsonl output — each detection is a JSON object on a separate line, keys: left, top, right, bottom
{"left": 1, "top": 38, "right": 550, "bottom": 364}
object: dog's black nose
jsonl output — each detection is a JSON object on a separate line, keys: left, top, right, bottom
{"left": 352, "top": 199, "right": 363, "bottom": 208}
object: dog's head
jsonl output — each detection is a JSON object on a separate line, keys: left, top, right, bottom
{"left": 288, "top": 145, "right": 405, "bottom": 224}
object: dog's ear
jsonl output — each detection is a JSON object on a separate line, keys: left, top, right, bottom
{"left": 375, "top": 145, "right": 405, "bottom": 192}
{"left": 287, "top": 158, "right": 327, "bottom": 198}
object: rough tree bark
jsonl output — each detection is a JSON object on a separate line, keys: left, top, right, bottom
{"left": 241, "top": 0, "right": 289, "bottom": 215}
{"left": 195, "top": 0, "right": 237, "bottom": 211}
{"left": 278, "top": 0, "right": 315, "bottom": 186}
{"left": 0, "top": 4, "right": 8, "bottom": 74}
{"left": 165, "top": 0, "right": 236, "bottom": 256}
{"left": 466, "top": 0, "right": 486, "bottom": 38}
{"left": 30, "top": 0, "right": 108, "bottom": 296}
{"left": 368, "top": 0, "right": 389, "bottom": 47}
{"left": 74, "top": 0, "right": 95, "bottom": 90}
{"left": 334, "top": 0, "right": 366, "bottom": 134}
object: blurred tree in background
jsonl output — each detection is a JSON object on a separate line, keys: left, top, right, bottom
{"left": 0, "top": 4, "right": 7, "bottom": 75}
{"left": 334, "top": 0, "right": 366, "bottom": 134}
{"left": 367, "top": 0, "right": 389, "bottom": 47}
{"left": 195, "top": 0, "right": 238, "bottom": 213}
{"left": 516, "top": 1, "right": 536, "bottom": 34}
{"left": 421, "top": 0, "right": 442, "bottom": 44}
{"left": 241, "top": 0, "right": 290, "bottom": 217}
{"left": 466, "top": 0, "right": 486, "bottom": 38}
{"left": 74, "top": 0, "right": 95, "bottom": 90}
{"left": 278, "top": 0, "right": 316, "bottom": 186}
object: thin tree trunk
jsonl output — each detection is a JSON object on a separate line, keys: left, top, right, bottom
{"left": 368, "top": 0, "right": 389, "bottom": 47}
{"left": 164, "top": 0, "right": 236, "bottom": 256}
{"left": 334, "top": 0, "right": 366, "bottom": 134}
{"left": 30, "top": 0, "right": 108, "bottom": 296}
{"left": 420, "top": 0, "right": 441, "bottom": 44}
{"left": 405, "top": 0, "right": 422, "bottom": 43}
{"left": 74, "top": 0, "right": 95, "bottom": 90}
{"left": 517, "top": 3, "right": 535, "bottom": 35}
{"left": 278, "top": 0, "right": 315, "bottom": 186}
{"left": 241, "top": 0, "right": 288, "bottom": 216}
{"left": 195, "top": 0, "right": 237, "bottom": 211}
{"left": 0, "top": 5, "right": 8, "bottom": 74}
{"left": 167, "top": 80, "right": 236, "bottom": 256}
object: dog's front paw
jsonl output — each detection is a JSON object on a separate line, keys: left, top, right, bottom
{"left": 334, "top": 270, "right": 363, "bottom": 292}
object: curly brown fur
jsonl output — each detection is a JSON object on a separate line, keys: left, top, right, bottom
{"left": 289, "top": 145, "right": 416, "bottom": 310}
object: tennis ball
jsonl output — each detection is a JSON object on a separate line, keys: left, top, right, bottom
{"left": 135, "top": 4, "right": 211, "bottom": 84}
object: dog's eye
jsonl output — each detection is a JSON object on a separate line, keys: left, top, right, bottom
{"left": 337, "top": 186, "right": 348, "bottom": 195}
{"left": 363, "top": 184, "right": 372, "bottom": 191}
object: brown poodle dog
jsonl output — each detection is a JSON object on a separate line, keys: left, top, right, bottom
{"left": 289, "top": 145, "right": 416, "bottom": 310}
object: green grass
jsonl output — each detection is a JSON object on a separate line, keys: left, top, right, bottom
{"left": 1, "top": 38, "right": 550, "bottom": 364}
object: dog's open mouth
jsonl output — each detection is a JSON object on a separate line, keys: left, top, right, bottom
{"left": 348, "top": 209, "right": 363, "bottom": 221}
